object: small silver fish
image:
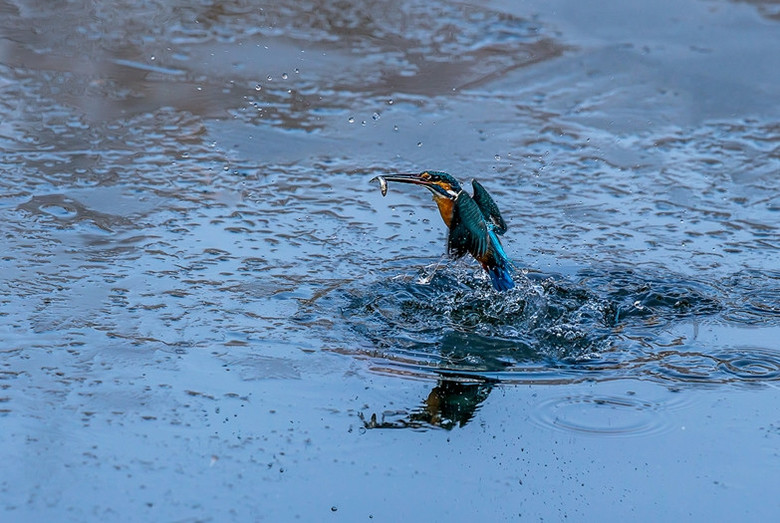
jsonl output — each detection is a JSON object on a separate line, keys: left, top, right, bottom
{"left": 370, "top": 175, "right": 388, "bottom": 197}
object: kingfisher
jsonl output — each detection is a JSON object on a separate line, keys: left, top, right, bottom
{"left": 371, "top": 171, "right": 515, "bottom": 291}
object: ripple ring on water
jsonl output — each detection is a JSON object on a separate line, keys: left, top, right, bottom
{"left": 715, "top": 348, "right": 780, "bottom": 381}
{"left": 530, "top": 394, "right": 671, "bottom": 437}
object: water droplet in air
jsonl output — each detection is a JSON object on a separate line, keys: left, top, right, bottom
{"left": 372, "top": 112, "right": 381, "bottom": 121}
{"left": 387, "top": 99, "right": 394, "bottom": 105}
{"left": 255, "top": 84, "right": 262, "bottom": 91}
{"left": 267, "top": 75, "right": 272, "bottom": 81}
{"left": 294, "top": 68, "right": 300, "bottom": 74}
{"left": 417, "top": 141, "right": 423, "bottom": 147}
{"left": 348, "top": 117, "right": 355, "bottom": 124}
{"left": 495, "top": 154, "right": 501, "bottom": 161}
{"left": 393, "top": 125, "right": 399, "bottom": 132}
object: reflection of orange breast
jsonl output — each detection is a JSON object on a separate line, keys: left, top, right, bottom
{"left": 432, "top": 193, "right": 454, "bottom": 228}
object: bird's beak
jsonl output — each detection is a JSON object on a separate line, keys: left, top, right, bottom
{"left": 371, "top": 173, "right": 434, "bottom": 186}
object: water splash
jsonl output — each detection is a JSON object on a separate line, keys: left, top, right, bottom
{"left": 333, "top": 264, "right": 780, "bottom": 387}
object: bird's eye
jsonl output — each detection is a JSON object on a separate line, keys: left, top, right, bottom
{"left": 421, "top": 172, "right": 431, "bottom": 180}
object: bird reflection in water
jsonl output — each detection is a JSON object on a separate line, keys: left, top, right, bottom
{"left": 357, "top": 321, "right": 540, "bottom": 430}
{"left": 360, "top": 378, "right": 494, "bottom": 430}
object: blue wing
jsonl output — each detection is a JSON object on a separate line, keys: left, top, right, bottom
{"left": 471, "top": 180, "right": 507, "bottom": 235}
{"left": 448, "top": 193, "right": 489, "bottom": 259}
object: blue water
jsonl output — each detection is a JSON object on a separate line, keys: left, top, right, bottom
{"left": 1, "top": 0, "right": 779, "bottom": 520}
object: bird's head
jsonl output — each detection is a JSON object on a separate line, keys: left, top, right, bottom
{"left": 379, "top": 171, "right": 462, "bottom": 200}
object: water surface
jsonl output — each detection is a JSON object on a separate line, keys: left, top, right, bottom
{"left": 1, "top": 0, "right": 779, "bottom": 520}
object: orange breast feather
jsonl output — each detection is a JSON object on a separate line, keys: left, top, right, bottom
{"left": 432, "top": 194, "right": 454, "bottom": 228}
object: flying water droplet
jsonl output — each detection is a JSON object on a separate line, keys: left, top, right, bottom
{"left": 372, "top": 112, "right": 381, "bottom": 121}
{"left": 281, "top": 72, "right": 288, "bottom": 80}
{"left": 348, "top": 117, "right": 355, "bottom": 124}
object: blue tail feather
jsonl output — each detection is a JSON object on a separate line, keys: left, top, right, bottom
{"left": 487, "top": 264, "right": 515, "bottom": 291}
{"left": 486, "top": 227, "right": 515, "bottom": 291}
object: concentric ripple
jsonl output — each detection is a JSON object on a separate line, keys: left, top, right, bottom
{"left": 530, "top": 394, "right": 671, "bottom": 437}
{"left": 715, "top": 348, "right": 780, "bottom": 382}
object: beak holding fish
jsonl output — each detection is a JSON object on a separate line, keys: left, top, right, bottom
{"left": 369, "top": 173, "right": 438, "bottom": 197}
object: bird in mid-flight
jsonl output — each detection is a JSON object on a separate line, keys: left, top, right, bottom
{"left": 371, "top": 171, "right": 514, "bottom": 291}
